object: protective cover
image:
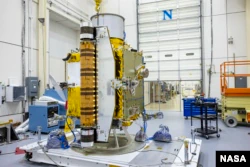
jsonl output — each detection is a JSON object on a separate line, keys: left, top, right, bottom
{"left": 46, "top": 130, "right": 69, "bottom": 149}
{"left": 152, "top": 125, "right": 172, "bottom": 142}
{"left": 135, "top": 128, "right": 148, "bottom": 142}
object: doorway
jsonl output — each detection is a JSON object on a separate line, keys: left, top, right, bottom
{"left": 144, "top": 81, "right": 181, "bottom": 112}
{"left": 144, "top": 80, "right": 202, "bottom": 112}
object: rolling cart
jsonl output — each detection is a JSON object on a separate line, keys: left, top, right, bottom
{"left": 191, "top": 101, "right": 220, "bottom": 139}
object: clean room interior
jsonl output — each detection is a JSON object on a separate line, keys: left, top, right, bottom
{"left": 0, "top": 0, "right": 250, "bottom": 167}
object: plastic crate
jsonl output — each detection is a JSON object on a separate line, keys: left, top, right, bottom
{"left": 182, "top": 97, "right": 216, "bottom": 118}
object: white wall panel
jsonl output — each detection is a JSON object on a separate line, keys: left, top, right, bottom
{"left": 140, "top": 42, "right": 158, "bottom": 52}
{"left": 0, "top": 0, "right": 23, "bottom": 45}
{"left": 138, "top": 11, "right": 162, "bottom": 23}
{"left": 0, "top": 43, "right": 22, "bottom": 85}
{"left": 160, "top": 71, "right": 179, "bottom": 80}
{"left": 139, "top": 0, "right": 200, "bottom": 13}
{"left": 159, "top": 40, "right": 179, "bottom": 50}
{"left": 160, "top": 61, "right": 179, "bottom": 71}
{"left": 0, "top": 43, "right": 25, "bottom": 123}
{"left": 139, "top": 18, "right": 200, "bottom": 33}
{"left": 125, "top": 25, "right": 138, "bottom": 49}
{"left": 213, "top": 15, "right": 228, "bottom": 58}
{"left": 49, "top": 20, "right": 78, "bottom": 58}
{"left": 204, "top": 57, "right": 227, "bottom": 99}
{"left": 202, "top": 0, "right": 211, "bottom": 16}
{"left": 159, "top": 30, "right": 178, "bottom": 41}
{"left": 49, "top": 20, "right": 78, "bottom": 82}
{"left": 180, "top": 59, "right": 201, "bottom": 70}
{"left": 101, "top": 0, "right": 120, "bottom": 14}
{"left": 138, "top": 0, "right": 157, "bottom": 13}
{"left": 179, "top": 28, "right": 200, "bottom": 39}
{"left": 227, "top": 0, "right": 245, "bottom": 13}
{"left": 156, "top": 20, "right": 178, "bottom": 31}
{"left": 203, "top": 16, "right": 212, "bottom": 58}
{"left": 178, "top": 38, "right": 201, "bottom": 49}
{"left": 179, "top": 6, "right": 200, "bottom": 18}
{"left": 140, "top": 32, "right": 158, "bottom": 42}
{"left": 32, "top": 3, "right": 39, "bottom": 49}
{"left": 120, "top": 0, "right": 137, "bottom": 25}
{"left": 157, "top": 1, "right": 177, "bottom": 11}
{"left": 179, "top": 17, "right": 200, "bottom": 29}
{"left": 227, "top": 12, "right": 247, "bottom": 58}
{"left": 212, "top": 0, "right": 226, "bottom": 15}
{"left": 139, "top": 0, "right": 157, "bottom": 4}
{"left": 146, "top": 62, "right": 160, "bottom": 71}
{"left": 180, "top": 70, "right": 201, "bottom": 80}
{"left": 68, "top": 0, "right": 95, "bottom": 17}
{"left": 49, "top": 57, "right": 66, "bottom": 83}
{"left": 145, "top": 71, "right": 159, "bottom": 81}
{"left": 179, "top": 0, "right": 200, "bottom": 8}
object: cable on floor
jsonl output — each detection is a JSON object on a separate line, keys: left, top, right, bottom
{"left": 0, "top": 152, "right": 16, "bottom": 156}
{"left": 132, "top": 149, "right": 184, "bottom": 166}
{"left": 37, "top": 141, "right": 61, "bottom": 167}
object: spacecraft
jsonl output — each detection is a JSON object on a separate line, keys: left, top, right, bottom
{"left": 63, "top": 12, "right": 165, "bottom": 150}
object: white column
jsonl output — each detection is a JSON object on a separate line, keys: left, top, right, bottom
{"left": 38, "top": 0, "right": 48, "bottom": 95}
{"left": 246, "top": 0, "right": 250, "bottom": 86}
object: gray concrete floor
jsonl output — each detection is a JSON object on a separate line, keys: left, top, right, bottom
{"left": 1, "top": 111, "right": 250, "bottom": 167}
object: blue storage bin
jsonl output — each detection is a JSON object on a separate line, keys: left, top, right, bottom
{"left": 182, "top": 97, "right": 216, "bottom": 118}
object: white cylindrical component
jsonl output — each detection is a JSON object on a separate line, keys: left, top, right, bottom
{"left": 91, "top": 13, "right": 125, "bottom": 39}
{"left": 184, "top": 140, "right": 189, "bottom": 164}
{"left": 23, "top": 125, "right": 29, "bottom": 132}
{"left": 16, "top": 124, "right": 29, "bottom": 134}
{"left": 191, "top": 126, "right": 195, "bottom": 144}
{"left": 17, "top": 119, "right": 29, "bottom": 129}
{"left": 81, "top": 129, "right": 94, "bottom": 148}
{"left": 39, "top": 96, "right": 65, "bottom": 106}
{"left": 15, "top": 119, "right": 29, "bottom": 134}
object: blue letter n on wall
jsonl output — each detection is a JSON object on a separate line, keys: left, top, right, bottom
{"left": 163, "top": 10, "right": 173, "bottom": 20}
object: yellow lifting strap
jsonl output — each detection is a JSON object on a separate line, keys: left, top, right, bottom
{"left": 67, "top": 52, "right": 80, "bottom": 63}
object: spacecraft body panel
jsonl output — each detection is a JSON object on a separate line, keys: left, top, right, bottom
{"left": 95, "top": 27, "right": 116, "bottom": 142}
{"left": 122, "top": 50, "right": 144, "bottom": 124}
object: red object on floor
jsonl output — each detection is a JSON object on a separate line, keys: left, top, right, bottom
{"left": 65, "top": 100, "right": 68, "bottom": 110}
{"left": 15, "top": 147, "right": 25, "bottom": 155}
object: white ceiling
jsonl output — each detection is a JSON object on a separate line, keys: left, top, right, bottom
{"left": 50, "top": 11, "right": 80, "bottom": 31}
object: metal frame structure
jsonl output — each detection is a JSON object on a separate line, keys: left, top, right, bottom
{"left": 220, "top": 60, "right": 250, "bottom": 96}
{"left": 20, "top": 135, "right": 202, "bottom": 167}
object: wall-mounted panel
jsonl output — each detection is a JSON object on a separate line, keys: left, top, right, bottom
{"left": 227, "top": 0, "right": 245, "bottom": 13}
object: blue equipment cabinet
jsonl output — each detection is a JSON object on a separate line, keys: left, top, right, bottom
{"left": 182, "top": 97, "right": 216, "bottom": 119}
{"left": 29, "top": 104, "right": 60, "bottom": 133}
{"left": 43, "top": 89, "right": 80, "bottom": 127}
